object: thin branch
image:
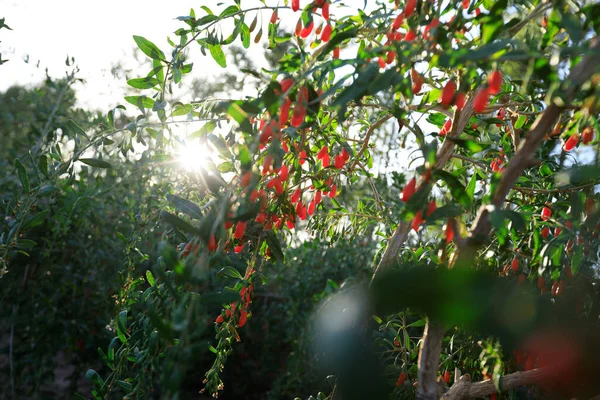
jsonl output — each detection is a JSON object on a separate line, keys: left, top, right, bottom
{"left": 452, "top": 154, "right": 489, "bottom": 170}
{"left": 356, "top": 161, "right": 385, "bottom": 211}
{"left": 350, "top": 114, "right": 393, "bottom": 171}
{"left": 512, "top": 183, "right": 594, "bottom": 194}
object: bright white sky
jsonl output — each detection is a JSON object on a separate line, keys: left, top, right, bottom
{"left": 0, "top": 0, "right": 299, "bottom": 110}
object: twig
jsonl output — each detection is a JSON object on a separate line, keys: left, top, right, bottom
{"left": 512, "top": 183, "right": 594, "bottom": 194}
{"left": 356, "top": 161, "right": 385, "bottom": 211}
{"left": 350, "top": 114, "right": 393, "bottom": 171}
{"left": 452, "top": 154, "right": 489, "bottom": 170}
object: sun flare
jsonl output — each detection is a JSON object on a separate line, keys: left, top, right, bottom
{"left": 177, "top": 141, "right": 211, "bottom": 171}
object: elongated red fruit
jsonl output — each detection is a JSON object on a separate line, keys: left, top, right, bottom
{"left": 333, "top": 47, "right": 340, "bottom": 59}
{"left": 445, "top": 223, "right": 454, "bottom": 244}
{"left": 582, "top": 127, "right": 594, "bottom": 144}
{"left": 292, "top": 0, "right": 300, "bottom": 12}
{"left": 280, "top": 78, "right": 294, "bottom": 93}
{"left": 300, "top": 22, "right": 314, "bottom": 38}
{"left": 308, "top": 200, "right": 316, "bottom": 215}
{"left": 234, "top": 221, "right": 246, "bottom": 240}
{"left": 440, "top": 80, "right": 456, "bottom": 107}
{"left": 392, "top": 13, "right": 404, "bottom": 30}
{"left": 541, "top": 226, "right": 550, "bottom": 239}
{"left": 315, "top": 190, "right": 322, "bottom": 204}
{"left": 511, "top": 258, "right": 520, "bottom": 272}
{"left": 321, "top": 23, "right": 332, "bottom": 42}
{"left": 291, "top": 188, "right": 301, "bottom": 203}
{"left": 396, "top": 372, "right": 407, "bottom": 387}
{"left": 280, "top": 97, "right": 292, "bottom": 126}
{"left": 405, "top": 0, "right": 416, "bottom": 17}
{"left": 241, "top": 171, "right": 252, "bottom": 187}
{"left": 298, "top": 150, "right": 308, "bottom": 165}
{"left": 291, "top": 103, "right": 306, "bottom": 127}
{"left": 541, "top": 206, "right": 552, "bottom": 221}
{"left": 329, "top": 184, "right": 337, "bottom": 198}
{"left": 412, "top": 210, "right": 424, "bottom": 232}
{"left": 563, "top": 133, "right": 580, "bottom": 151}
{"left": 488, "top": 70, "right": 502, "bottom": 94}
{"left": 440, "top": 119, "right": 452, "bottom": 136}
{"left": 322, "top": 1, "right": 330, "bottom": 20}
{"left": 474, "top": 87, "right": 490, "bottom": 113}
{"left": 401, "top": 177, "right": 417, "bottom": 202}
{"left": 296, "top": 201, "right": 307, "bottom": 220}
{"left": 279, "top": 164, "right": 289, "bottom": 181}
{"left": 427, "top": 200, "right": 437, "bottom": 217}
{"left": 410, "top": 69, "right": 423, "bottom": 94}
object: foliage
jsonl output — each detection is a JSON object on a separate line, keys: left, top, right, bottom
{"left": 2, "top": 0, "right": 600, "bottom": 399}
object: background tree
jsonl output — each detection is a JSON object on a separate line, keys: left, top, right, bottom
{"left": 2, "top": 1, "right": 600, "bottom": 400}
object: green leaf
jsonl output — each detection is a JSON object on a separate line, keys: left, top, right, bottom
{"left": 37, "top": 155, "right": 48, "bottom": 177}
{"left": 133, "top": 35, "right": 165, "bottom": 61}
{"left": 219, "top": 266, "right": 243, "bottom": 280}
{"left": 116, "top": 381, "right": 132, "bottom": 393}
{"left": 219, "top": 5, "right": 239, "bottom": 18}
{"left": 189, "top": 120, "right": 217, "bottom": 138}
{"left": 85, "top": 369, "right": 105, "bottom": 388}
{"left": 166, "top": 194, "right": 203, "bottom": 219}
{"left": 171, "top": 103, "right": 193, "bottom": 117}
{"left": 66, "top": 120, "right": 90, "bottom": 140}
{"left": 160, "top": 211, "right": 200, "bottom": 234}
{"left": 448, "top": 138, "right": 486, "bottom": 153}
{"left": 145, "top": 270, "right": 155, "bottom": 286}
{"left": 209, "top": 43, "right": 227, "bottom": 67}
{"left": 408, "top": 319, "right": 426, "bottom": 328}
{"left": 116, "top": 310, "right": 128, "bottom": 344}
{"left": 14, "top": 158, "right": 30, "bottom": 193}
{"left": 433, "top": 170, "right": 471, "bottom": 208}
{"left": 79, "top": 158, "right": 112, "bottom": 168}
{"left": 124, "top": 95, "right": 155, "bottom": 108}
{"left": 466, "top": 173, "right": 477, "bottom": 202}
{"left": 265, "top": 230, "right": 284, "bottom": 262}
{"left": 514, "top": 115, "right": 527, "bottom": 129}
{"left": 21, "top": 210, "right": 50, "bottom": 230}
{"left": 16, "top": 239, "right": 37, "bottom": 249}
{"left": 127, "top": 77, "right": 161, "bottom": 89}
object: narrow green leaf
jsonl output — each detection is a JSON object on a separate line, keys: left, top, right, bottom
{"left": 124, "top": 95, "right": 155, "bottom": 108}
{"left": 466, "top": 173, "right": 477, "bottom": 202}
{"left": 21, "top": 210, "right": 50, "bottom": 230}
{"left": 514, "top": 115, "right": 527, "bottom": 129}
{"left": 166, "top": 194, "right": 203, "bottom": 219}
{"left": 171, "top": 103, "right": 193, "bottom": 117}
{"left": 209, "top": 43, "right": 227, "bottom": 67}
{"left": 67, "top": 120, "right": 90, "bottom": 140}
{"left": 14, "top": 158, "right": 30, "bottom": 193}
{"left": 219, "top": 266, "right": 243, "bottom": 280}
{"left": 160, "top": 211, "right": 200, "bottom": 234}
{"left": 127, "top": 77, "right": 161, "bottom": 89}
{"left": 79, "top": 158, "right": 112, "bottom": 168}
{"left": 133, "top": 35, "right": 165, "bottom": 61}
{"left": 145, "top": 270, "right": 155, "bottom": 286}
